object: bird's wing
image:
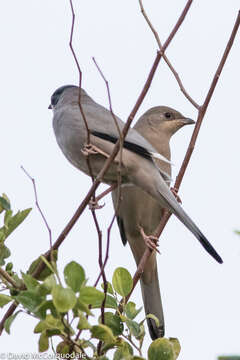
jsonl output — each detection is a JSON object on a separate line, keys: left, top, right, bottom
{"left": 82, "top": 100, "right": 172, "bottom": 167}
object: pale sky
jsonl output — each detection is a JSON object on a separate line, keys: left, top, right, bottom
{"left": 1, "top": 1, "right": 240, "bottom": 359}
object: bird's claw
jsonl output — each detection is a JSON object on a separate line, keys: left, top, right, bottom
{"left": 171, "top": 187, "right": 182, "bottom": 204}
{"left": 139, "top": 226, "right": 160, "bottom": 254}
{"left": 89, "top": 198, "right": 105, "bottom": 210}
{"left": 81, "top": 144, "right": 109, "bottom": 158}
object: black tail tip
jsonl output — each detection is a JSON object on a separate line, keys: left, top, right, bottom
{"left": 216, "top": 255, "right": 223, "bottom": 264}
{"left": 147, "top": 317, "right": 165, "bottom": 340}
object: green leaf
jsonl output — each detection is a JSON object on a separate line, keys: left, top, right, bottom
{"left": 27, "top": 250, "right": 58, "bottom": 280}
{"left": 21, "top": 272, "right": 39, "bottom": 291}
{"left": 112, "top": 267, "right": 133, "bottom": 297}
{"left": 99, "top": 312, "right": 123, "bottom": 336}
{"left": 113, "top": 341, "right": 133, "bottom": 360}
{"left": 15, "top": 291, "right": 45, "bottom": 313}
{"left": 74, "top": 298, "right": 93, "bottom": 316}
{"left": 40, "top": 255, "right": 55, "bottom": 274}
{"left": 77, "top": 311, "right": 92, "bottom": 330}
{"left": 91, "top": 324, "right": 116, "bottom": 345}
{"left": 4, "top": 208, "right": 32, "bottom": 239}
{"left": 5, "top": 262, "right": 13, "bottom": 272}
{"left": 125, "top": 302, "right": 142, "bottom": 320}
{"left": 79, "top": 286, "right": 104, "bottom": 306}
{"left": 0, "top": 229, "right": 5, "bottom": 242}
{"left": 91, "top": 293, "right": 118, "bottom": 310}
{"left": 64, "top": 261, "right": 85, "bottom": 292}
{"left": 4, "top": 310, "right": 22, "bottom": 334}
{"left": 35, "top": 300, "right": 58, "bottom": 320}
{"left": 0, "top": 244, "right": 11, "bottom": 266}
{"left": 52, "top": 285, "right": 77, "bottom": 313}
{"left": 0, "top": 195, "right": 11, "bottom": 212}
{"left": 146, "top": 314, "right": 160, "bottom": 327}
{"left": 101, "top": 281, "right": 114, "bottom": 295}
{"left": 39, "top": 330, "right": 49, "bottom": 352}
{"left": 34, "top": 314, "right": 64, "bottom": 333}
{"left": 125, "top": 318, "right": 141, "bottom": 338}
{"left": 56, "top": 341, "right": 73, "bottom": 356}
{"left": 43, "top": 274, "right": 57, "bottom": 292}
{"left": 0, "top": 294, "right": 12, "bottom": 307}
{"left": 148, "top": 338, "right": 175, "bottom": 360}
{"left": 169, "top": 338, "right": 181, "bottom": 359}
{"left": 4, "top": 210, "right": 12, "bottom": 228}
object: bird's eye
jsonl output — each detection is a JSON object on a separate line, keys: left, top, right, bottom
{"left": 164, "top": 112, "right": 172, "bottom": 119}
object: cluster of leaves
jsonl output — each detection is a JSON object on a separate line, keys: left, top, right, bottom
{"left": 0, "top": 195, "right": 181, "bottom": 359}
{"left": 0, "top": 194, "right": 31, "bottom": 266}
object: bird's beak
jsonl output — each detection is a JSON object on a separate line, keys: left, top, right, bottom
{"left": 48, "top": 104, "right": 52, "bottom": 109}
{"left": 181, "top": 117, "right": 195, "bottom": 125}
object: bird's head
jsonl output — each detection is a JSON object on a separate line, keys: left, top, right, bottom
{"left": 48, "top": 85, "right": 78, "bottom": 110}
{"left": 135, "top": 106, "right": 195, "bottom": 137}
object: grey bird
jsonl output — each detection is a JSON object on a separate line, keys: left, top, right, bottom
{"left": 49, "top": 85, "right": 223, "bottom": 266}
{"left": 112, "top": 106, "right": 196, "bottom": 339}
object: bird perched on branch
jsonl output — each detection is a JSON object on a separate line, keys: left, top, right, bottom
{"left": 112, "top": 106, "right": 197, "bottom": 339}
{"left": 49, "top": 83, "right": 222, "bottom": 261}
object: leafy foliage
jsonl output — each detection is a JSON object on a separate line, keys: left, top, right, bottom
{"left": 0, "top": 194, "right": 181, "bottom": 358}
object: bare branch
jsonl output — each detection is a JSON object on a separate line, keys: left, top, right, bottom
{"left": 0, "top": 268, "right": 21, "bottom": 289}
{"left": 139, "top": 0, "right": 199, "bottom": 109}
{"left": 21, "top": 167, "right": 52, "bottom": 249}
{"left": 95, "top": 184, "right": 118, "bottom": 203}
{"left": 175, "top": 9, "right": 240, "bottom": 192}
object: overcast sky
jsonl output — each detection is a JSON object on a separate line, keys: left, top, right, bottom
{"left": 1, "top": 1, "right": 240, "bottom": 358}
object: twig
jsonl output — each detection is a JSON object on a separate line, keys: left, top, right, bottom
{"left": 0, "top": 302, "right": 18, "bottom": 335}
{"left": 91, "top": 210, "right": 106, "bottom": 356}
{"left": 122, "top": 333, "right": 142, "bottom": 356}
{"left": 139, "top": 0, "right": 199, "bottom": 109}
{"left": 0, "top": 0, "right": 192, "bottom": 335}
{"left": 0, "top": 268, "right": 20, "bottom": 289}
{"left": 91, "top": 58, "right": 125, "bottom": 290}
{"left": 95, "top": 184, "right": 118, "bottom": 203}
{"left": 21, "top": 167, "right": 52, "bottom": 249}
{"left": 69, "top": 0, "right": 90, "bottom": 142}
{"left": 94, "top": 213, "right": 116, "bottom": 288}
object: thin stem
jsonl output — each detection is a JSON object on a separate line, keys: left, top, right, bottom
{"left": 21, "top": 166, "right": 52, "bottom": 250}
{"left": 0, "top": 268, "right": 20, "bottom": 289}
{"left": 139, "top": 0, "right": 199, "bottom": 109}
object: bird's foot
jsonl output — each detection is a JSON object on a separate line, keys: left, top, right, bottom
{"left": 139, "top": 226, "right": 160, "bottom": 254}
{"left": 81, "top": 144, "right": 109, "bottom": 158}
{"left": 89, "top": 198, "right": 105, "bottom": 210}
{"left": 170, "top": 187, "right": 182, "bottom": 204}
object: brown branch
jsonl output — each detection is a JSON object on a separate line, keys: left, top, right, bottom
{"left": 95, "top": 184, "right": 118, "bottom": 203}
{"left": 91, "top": 58, "right": 125, "bottom": 290}
{"left": 139, "top": 0, "right": 199, "bottom": 109}
{"left": 21, "top": 167, "right": 53, "bottom": 250}
{"left": 0, "top": 268, "right": 20, "bottom": 289}
{"left": 0, "top": 0, "right": 192, "bottom": 335}
{"left": 0, "top": 302, "right": 19, "bottom": 335}
{"left": 69, "top": 0, "right": 90, "bottom": 141}
{"left": 175, "top": 10, "right": 240, "bottom": 191}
